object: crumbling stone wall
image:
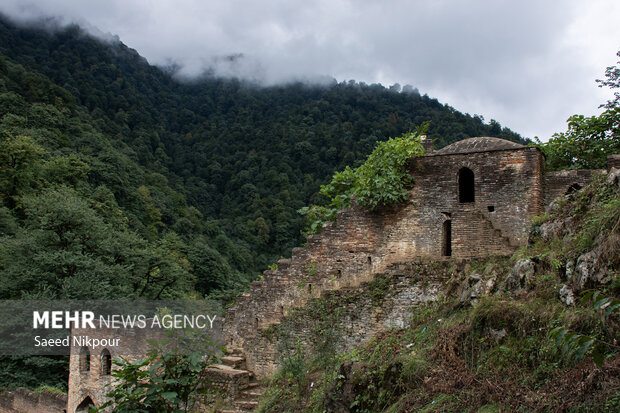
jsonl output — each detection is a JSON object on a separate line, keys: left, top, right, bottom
{"left": 272, "top": 260, "right": 466, "bottom": 359}
{"left": 66, "top": 138, "right": 613, "bottom": 403}
{"left": 544, "top": 169, "right": 603, "bottom": 207}
{"left": 0, "top": 388, "right": 66, "bottom": 413}
{"left": 224, "top": 144, "right": 548, "bottom": 377}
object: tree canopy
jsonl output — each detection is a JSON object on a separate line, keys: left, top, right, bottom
{"left": 534, "top": 50, "right": 620, "bottom": 170}
{"left": 0, "top": 15, "right": 527, "bottom": 391}
{"left": 299, "top": 126, "right": 427, "bottom": 234}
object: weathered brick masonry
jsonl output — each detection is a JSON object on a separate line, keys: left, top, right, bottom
{"left": 66, "top": 137, "right": 613, "bottom": 411}
{"left": 0, "top": 388, "right": 66, "bottom": 413}
{"left": 223, "top": 137, "right": 607, "bottom": 378}
{"left": 544, "top": 169, "right": 604, "bottom": 206}
{"left": 67, "top": 324, "right": 166, "bottom": 413}
{"left": 271, "top": 259, "right": 476, "bottom": 360}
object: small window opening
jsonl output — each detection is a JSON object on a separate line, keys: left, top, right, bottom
{"left": 337, "top": 269, "right": 342, "bottom": 277}
{"left": 367, "top": 256, "right": 372, "bottom": 265}
{"left": 307, "top": 284, "right": 312, "bottom": 293}
{"left": 566, "top": 183, "right": 582, "bottom": 195}
{"left": 487, "top": 205, "right": 495, "bottom": 212}
{"left": 442, "top": 220, "right": 452, "bottom": 257}
{"left": 79, "top": 346, "right": 90, "bottom": 373}
{"left": 101, "top": 349, "right": 111, "bottom": 375}
{"left": 458, "top": 168, "right": 475, "bottom": 203}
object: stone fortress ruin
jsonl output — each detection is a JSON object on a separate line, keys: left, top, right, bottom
{"left": 58, "top": 137, "right": 617, "bottom": 413}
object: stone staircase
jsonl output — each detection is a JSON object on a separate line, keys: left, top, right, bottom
{"left": 205, "top": 349, "right": 264, "bottom": 412}
{"left": 223, "top": 202, "right": 523, "bottom": 379}
{"left": 473, "top": 208, "right": 518, "bottom": 252}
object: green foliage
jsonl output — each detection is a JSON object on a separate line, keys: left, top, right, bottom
{"left": 368, "top": 273, "right": 391, "bottom": 306}
{"left": 598, "top": 50, "right": 620, "bottom": 110}
{"left": 534, "top": 49, "right": 620, "bottom": 170}
{"left": 0, "top": 15, "right": 528, "bottom": 392}
{"left": 300, "top": 127, "right": 427, "bottom": 234}
{"left": 0, "top": 39, "right": 250, "bottom": 389}
{"left": 534, "top": 110, "right": 620, "bottom": 170}
{"left": 0, "top": 355, "right": 69, "bottom": 392}
{"left": 257, "top": 341, "right": 313, "bottom": 413}
{"left": 550, "top": 290, "right": 620, "bottom": 367}
{"left": 0, "top": 135, "right": 44, "bottom": 208}
{"left": 96, "top": 338, "right": 220, "bottom": 413}
{"left": 0, "top": 185, "right": 195, "bottom": 299}
{"left": 34, "top": 385, "right": 66, "bottom": 395}
{"left": 0, "top": 14, "right": 525, "bottom": 272}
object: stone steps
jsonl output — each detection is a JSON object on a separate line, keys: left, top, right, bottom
{"left": 233, "top": 398, "right": 259, "bottom": 411}
{"left": 204, "top": 364, "right": 250, "bottom": 396}
{"left": 474, "top": 209, "right": 517, "bottom": 251}
{"left": 221, "top": 355, "right": 246, "bottom": 370}
{"left": 209, "top": 350, "right": 264, "bottom": 413}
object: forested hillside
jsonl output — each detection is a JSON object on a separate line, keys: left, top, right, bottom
{"left": 0, "top": 15, "right": 526, "bottom": 285}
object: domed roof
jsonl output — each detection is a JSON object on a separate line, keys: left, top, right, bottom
{"left": 435, "top": 137, "right": 524, "bottom": 155}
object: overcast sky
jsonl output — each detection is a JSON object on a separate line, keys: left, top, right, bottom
{"left": 2, "top": 0, "right": 619, "bottom": 141}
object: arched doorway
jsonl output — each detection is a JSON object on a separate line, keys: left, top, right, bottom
{"left": 76, "top": 396, "right": 95, "bottom": 413}
{"left": 458, "top": 168, "right": 475, "bottom": 203}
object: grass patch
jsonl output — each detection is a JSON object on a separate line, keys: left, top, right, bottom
{"left": 34, "top": 385, "right": 66, "bottom": 395}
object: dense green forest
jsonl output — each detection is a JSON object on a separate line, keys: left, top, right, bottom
{"left": 0, "top": 15, "right": 526, "bottom": 281}
{"left": 0, "top": 14, "right": 526, "bottom": 389}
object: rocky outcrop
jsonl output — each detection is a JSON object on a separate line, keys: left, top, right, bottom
{"left": 606, "top": 167, "right": 620, "bottom": 188}
{"left": 559, "top": 284, "right": 576, "bottom": 306}
{"left": 459, "top": 273, "right": 496, "bottom": 305}
{"left": 500, "top": 259, "right": 535, "bottom": 293}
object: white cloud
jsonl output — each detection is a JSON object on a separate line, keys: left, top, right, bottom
{"left": 1, "top": 0, "right": 619, "bottom": 140}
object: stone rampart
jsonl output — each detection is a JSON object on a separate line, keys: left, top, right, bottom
{"left": 0, "top": 388, "right": 66, "bottom": 413}
{"left": 224, "top": 147, "right": 543, "bottom": 377}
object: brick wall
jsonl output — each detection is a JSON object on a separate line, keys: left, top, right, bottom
{"left": 67, "top": 325, "right": 165, "bottom": 413}
{"left": 0, "top": 388, "right": 66, "bottom": 413}
{"left": 544, "top": 169, "right": 603, "bottom": 207}
{"left": 411, "top": 147, "right": 545, "bottom": 251}
{"left": 224, "top": 147, "right": 544, "bottom": 377}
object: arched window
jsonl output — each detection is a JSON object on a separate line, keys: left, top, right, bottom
{"left": 100, "top": 349, "right": 111, "bottom": 375}
{"left": 458, "top": 168, "right": 475, "bottom": 203}
{"left": 76, "top": 396, "right": 95, "bottom": 413}
{"left": 79, "top": 347, "right": 90, "bottom": 373}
